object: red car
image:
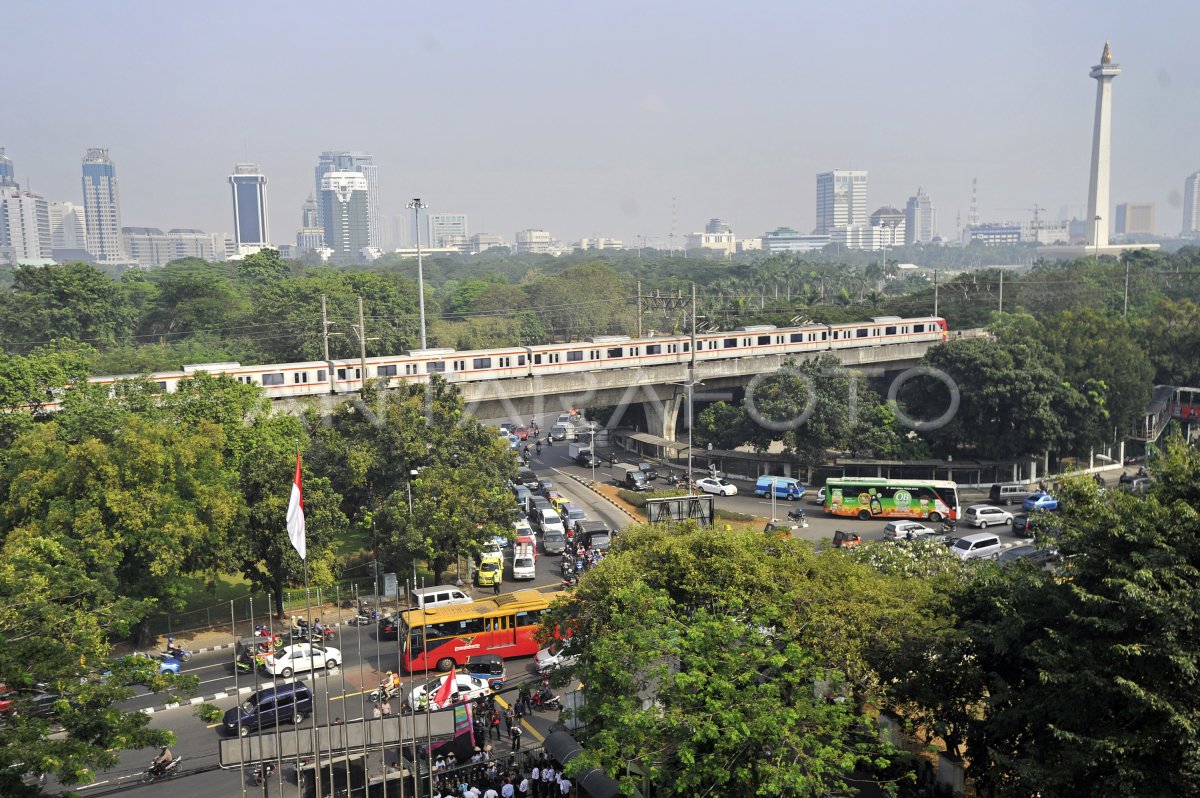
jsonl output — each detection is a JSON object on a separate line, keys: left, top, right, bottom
{"left": 512, "top": 425, "right": 530, "bottom": 441}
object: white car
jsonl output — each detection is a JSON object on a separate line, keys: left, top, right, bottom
{"left": 696, "top": 477, "right": 737, "bottom": 496}
{"left": 964, "top": 504, "right": 1014, "bottom": 529}
{"left": 535, "top": 644, "right": 579, "bottom": 674}
{"left": 409, "top": 673, "right": 492, "bottom": 710}
{"left": 883, "top": 521, "right": 939, "bottom": 542}
{"left": 262, "top": 643, "right": 342, "bottom": 678}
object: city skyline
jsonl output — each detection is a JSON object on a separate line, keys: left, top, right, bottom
{"left": 4, "top": 1, "right": 1198, "bottom": 246}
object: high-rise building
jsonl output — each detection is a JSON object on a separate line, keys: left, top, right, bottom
{"left": 869, "top": 207, "right": 906, "bottom": 249}
{"left": 301, "top": 194, "right": 319, "bottom": 228}
{"left": 903, "top": 188, "right": 937, "bottom": 245}
{"left": 49, "top": 201, "right": 88, "bottom": 251}
{"left": 320, "top": 171, "right": 370, "bottom": 263}
{"left": 1086, "top": 41, "right": 1120, "bottom": 246}
{"left": 1, "top": 190, "right": 52, "bottom": 261}
{"left": 229, "top": 163, "right": 270, "bottom": 249}
{"left": 1115, "top": 202, "right": 1155, "bottom": 235}
{"left": 1182, "top": 172, "right": 1200, "bottom": 237}
{"left": 705, "top": 218, "right": 732, "bottom": 234}
{"left": 0, "top": 148, "right": 17, "bottom": 189}
{"left": 315, "top": 152, "right": 379, "bottom": 246}
{"left": 81, "top": 148, "right": 126, "bottom": 262}
{"left": 815, "top": 170, "right": 868, "bottom": 234}
{"left": 427, "top": 213, "right": 468, "bottom": 248}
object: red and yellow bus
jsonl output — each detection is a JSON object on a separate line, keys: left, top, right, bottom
{"left": 824, "top": 477, "right": 960, "bottom": 523}
{"left": 400, "top": 590, "right": 552, "bottom": 673}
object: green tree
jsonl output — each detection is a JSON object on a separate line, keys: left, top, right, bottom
{"left": 543, "top": 523, "right": 942, "bottom": 797}
{"left": 138, "top": 261, "right": 250, "bottom": 340}
{"left": 0, "top": 341, "right": 93, "bottom": 449}
{"left": 235, "top": 248, "right": 290, "bottom": 284}
{"left": 0, "top": 263, "right": 135, "bottom": 351}
{"left": 1143, "top": 298, "right": 1200, "bottom": 386}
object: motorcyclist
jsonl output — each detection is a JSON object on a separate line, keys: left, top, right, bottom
{"left": 609, "top": 453, "right": 617, "bottom": 467}
{"left": 535, "top": 441, "right": 542, "bottom": 455}
{"left": 152, "top": 746, "right": 174, "bottom": 774}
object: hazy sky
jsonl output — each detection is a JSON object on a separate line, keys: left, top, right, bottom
{"left": 5, "top": 1, "right": 1198, "bottom": 245}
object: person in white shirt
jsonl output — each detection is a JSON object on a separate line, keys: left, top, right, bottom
{"left": 518, "top": 775, "right": 530, "bottom": 798}
{"left": 483, "top": 788, "right": 499, "bottom": 798}
{"left": 530, "top": 765, "right": 541, "bottom": 798}
{"left": 558, "top": 776, "right": 571, "bottom": 796}
{"left": 502, "top": 779, "right": 516, "bottom": 798}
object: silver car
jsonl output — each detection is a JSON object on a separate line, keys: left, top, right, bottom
{"left": 964, "top": 504, "right": 1014, "bottom": 529}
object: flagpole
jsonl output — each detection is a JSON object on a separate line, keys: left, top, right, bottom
{"left": 286, "top": 450, "right": 310, "bottom": 798}
{"left": 303, "top": 558, "right": 320, "bottom": 796}
{"left": 233, "top": 600, "right": 247, "bottom": 798}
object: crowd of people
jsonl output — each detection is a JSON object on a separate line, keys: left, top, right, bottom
{"left": 428, "top": 750, "right": 574, "bottom": 798}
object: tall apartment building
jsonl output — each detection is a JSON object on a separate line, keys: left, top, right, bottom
{"left": 315, "top": 152, "right": 379, "bottom": 246}
{"left": 427, "top": 213, "right": 468, "bottom": 248}
{"left": 320, "top": 172, "right": 370, "bottom": 263}
{"left": 815, "top": 170, "right": 868, "bottom": 234}
{"left": 903, "top": 188, "right": 937, "bottom": 244}
{"left": 49, "top": 202, "right": 87, "bottom": 251}
{"left": 229, "top": 163, "right": 270, "bottom": 249}
{"left": 1182, "top": 172, "right": 1200, "bottom": 237}
{"left": 1115, "top": 202, "right": 1155, "bottom": 235}
{"left": 81, "top": 148, "right": 126, "bottom": 262}
{"left": 301, "top": 194, "right": 319, "bottom": 228}
{"left": 1, "top": 190, "right": 52, "bottom": 261}
{"left": 0, "top": 148, "right": 17, "bottom": 188}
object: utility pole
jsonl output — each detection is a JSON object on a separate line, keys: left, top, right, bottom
{"left": 321, "top": 294, "right": 331, "bottom": 361}
{"left": 933, "top": 270, "right": 940, "bottom": 317}
{"left": 351, "top": 296, "right": 380, "bottom": 391}
{"left": 637, "top": 280, "right": 643, "bottom": 338}
{"left": 998, "top": 270, "right": 1004, "bottom": 315}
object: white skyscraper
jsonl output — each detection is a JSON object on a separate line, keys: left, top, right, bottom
{"left": 1086, "top": 42, "right": 1120, "bottom": 247}
{"left": 1, "top": 190, "right": 52, "bottom": 260}
{"left": 815, "top": 170, "right": 868, "bottom": 234}
{"left": 49, "top": 201, "right": 88, "bottom": 251}
{"left": 320, "top": 172, "right": 370, "bottom": 263}
{"left": 1182, "top": 172, "right": 1200, "bottom": 237}
{"left": 0, "top": 148, "right": 17, "bottom": 189}
{"left": 229, "top": 163, "right": 270, "bottom": 249}
{"left": 904, "top": 188, "right": 937, "bottom": 245}
{"left": 81, "top": 148, "right": 126, "bottom": 262}
{"left": 315, "top": 152, "right": 379, "bottom": 247}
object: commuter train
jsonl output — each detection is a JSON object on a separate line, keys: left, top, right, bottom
{"left": 47, "top": 315, "right": 948, "bottom": 405}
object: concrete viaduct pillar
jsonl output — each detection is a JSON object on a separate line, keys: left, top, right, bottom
{"left": 642, "top": 394, "right": 683, "bottom": 442}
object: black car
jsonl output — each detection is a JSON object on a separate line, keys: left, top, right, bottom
{"left": 637, "top": 462, "right": 659, "bottom": 481}
{"left": 377, "top": 614, "right": 400, "bottom": 641}
{"left": 997, "top": 544, "right": 1059, "bottom": 567}
{"left": 516, "top": 467, "right": 540, "bottom": 491}
{"left": 576, "top": 451, "right": 601, "bottom": 467}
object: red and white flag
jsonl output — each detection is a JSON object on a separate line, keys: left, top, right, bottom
{"left": 286, "top": 451, "right": 306, "bottom": 560}
{"left": 432, "top": 665, "right": 457, "bottom": 709}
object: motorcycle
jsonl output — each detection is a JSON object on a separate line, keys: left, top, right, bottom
{"left": 252, "top": 761, "right": 277, "bottom": 786}
{"left": 666, "top": 474, "right": 681, "bottom": 487}
{"left": 560, "top": 574, "right": 579, "bottom": 590}
{"left": 348, "top": 608, "right": 380, "bottom": 626}
{"left": 141, "top": 757, "right": 183, "bottom": 784}
{"left": 533, "top": 683, "right": 562, "bottom": 711}
{"left": 941, "top": 519, "right": 958, "bottom": 535}
{"left": 786, "top": 508, "right": 807, "bottom": 526}
{"left": 368, "top": 681, "right": 401, "bottom": 704}
{"left": 164, "top": 643, "right": 192, "bottom": 663}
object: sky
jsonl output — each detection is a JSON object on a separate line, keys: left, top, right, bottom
{"left": 4, "top": 0, "right": 1199, "bottom": 246}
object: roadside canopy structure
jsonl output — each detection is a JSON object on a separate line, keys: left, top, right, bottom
{"left": 218, "top": 711, "right": 461, "bottom": 767}
{"left": 544, "top": 731, "right": 626, "bottom": 798}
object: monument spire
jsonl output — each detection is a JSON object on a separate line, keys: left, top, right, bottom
{"left": 1086, "top": 41, "right": 1121, "bottom": 248}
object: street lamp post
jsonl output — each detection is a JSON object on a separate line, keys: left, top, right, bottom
{"left": 586, "top": 424, "right": 598, "bottom": 484}
{"left": 407, "top": 198, "right": 429, "bottom": 349}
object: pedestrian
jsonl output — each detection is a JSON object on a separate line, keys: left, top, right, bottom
{"left": 514, "top": 698, "right": 526, "bottom": 722}
{"left": 504, "top": 707, "right": 515, "bottom": 732}
{"left": 382, "top": 699, "right": 392, "bottom": 716}
{"left": 510, "top": 724, "right": 523, "bottom": 751}
{"left": 518, "top": 771, "right": 530, "bottom": 798}
{"left": 447, "top": 751, "right": 458, "bottom": 769}
{"left": 530, "top": 764, "right": 541, "bottom": 798}
{"left": 558, "top": 775, "right": 571, "bottom": 797}
{"left": 493, "top": 578, "right": 501, "bottom": 596}
{"left": 484, "top": 787, "right": 499, "bottom": 798}
{"left": 541, "top": 764, "right": 555, "bottom": 794}
{"left": 490, "top": 709, "right": 503, "bottom": 740}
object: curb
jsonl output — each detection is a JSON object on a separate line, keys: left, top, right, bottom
{"left": 558, "top": 471, "right": 640, "bottom": 523}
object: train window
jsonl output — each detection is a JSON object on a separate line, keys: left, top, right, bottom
{"left": 533, "top": 354, "right": 542, "bottom": 365}
{"left": 913, "top": 324, "right": 925, "bottom": 333}
{"left": 682, "top": 342, "right": 689, "bottom": 352}
{"left": 293, "top": 372, "right": 308, "bottom": 384}
{"left": 427, "top": 361, "right": 446, "bottom": 373}
{"left": 646, "top": 344, "right": 661, "bottom": 355}
{"left": 454, "top": 360, "right": 466, "bottom": 371}
{"left": 629, "top": 347, "right": 639, "bottom": 356}
{"left": 885, "top": 326, "right": 897, "bottom": 335}
{"left": 567, "top": 351, "right": 583, "bottom": 362}
{"left": 856, "top": 329, "right": 869, "bottom": 338}
{"left": 549, "top": 353, "right": 560, "bottom": 364}
{"left": 820, "top": 332, "right": 827, "bottom": 340}
{"left": 498, "top": 357, "right": 509, "bottom": 368}
{"left": 405, "top": 364, "right": 417, "bottom": 375}
{"left": 155, "top": 381, "right": 168, "bottom": 392}
{"left": 473, "top": 358, "right": 492, "bottom": 369}
{"left": 517, "top": 355, "right": 526, "bottom": 366}
{"left": 317, "top": 369, "right": 327, "bottom": 381}
{"left": 723, "top": 338, "right": 737, "bottom": 348}
{"left": 606, "top": 347, "right": 623, "bottom": 358}
{"left": 757, "top": 335, "right": 771, "bottom": 345}
{"left": 776, "top": 336, "right": 784, "bottom": 344}
{"left": 790, "top": 333, "right": 803, "bottom": 343}
{"left": 590, "top": 350, "right": 600, "bottom": 360}
{"left": 743, "top": 338, "right": 752, "bottom": 347}
{"left": 336, "top": 368, "right": 347, "bottom": 380}
{"left": 262, "top": 373, "right": 285, "bottom": 386}
{"left": 377, "top": 365, "right": 397, "bottom": 377}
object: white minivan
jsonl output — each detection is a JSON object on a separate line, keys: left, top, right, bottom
{"left": 410, "top": 585, "right": 473, "bottom": 610}
{"left": 950, "top": 533, "right": 1003, "bottom": 561}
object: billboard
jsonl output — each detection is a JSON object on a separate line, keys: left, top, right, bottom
{"left": 645, "top": 494, "right": 716, "bottom": 527}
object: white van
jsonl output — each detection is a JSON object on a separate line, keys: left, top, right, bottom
{"left": 410, "top": 585, "right": 473, "bottom": 610}
{"left": 950, "top": 533, "right": 1003, "bottom": 561}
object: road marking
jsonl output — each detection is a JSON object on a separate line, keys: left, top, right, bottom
{"left": 492, "top": 694, "right": 544, "bottom": 743}
{"left": 328, "top": 689, "right": 368, "bottom": 702}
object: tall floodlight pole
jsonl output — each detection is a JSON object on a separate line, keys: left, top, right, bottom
{"left": 407, "top": 198, "right": 429, "bottom": 349}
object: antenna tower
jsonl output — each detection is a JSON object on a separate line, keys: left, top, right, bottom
{"left": 968, "top": 178, "right": 980, "bottom": 227}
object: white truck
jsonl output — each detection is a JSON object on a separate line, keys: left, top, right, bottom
{"left": 567, "top": 441, "right": 592, "bottom": 460}
{"left": 511, "top": 542, "right": 537, "bottom": 580}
